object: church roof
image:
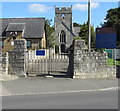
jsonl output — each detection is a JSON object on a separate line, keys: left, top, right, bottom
{"left": 73, "top": 27, "right": 80, "bottom": 37}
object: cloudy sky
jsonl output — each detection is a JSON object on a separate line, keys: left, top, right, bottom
{"left": 1, "top": 2, "right": 119, "bottom": 27}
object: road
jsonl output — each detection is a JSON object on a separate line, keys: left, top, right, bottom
{"left": 2, "top": 90, "right": 118, "bottom": 109}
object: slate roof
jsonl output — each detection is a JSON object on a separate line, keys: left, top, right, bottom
{"left": 0, "top": 18, "right": 45, "bottom": 38}
{"left": 6, "top": 23, "right": 25, "bottom": 32}
{"left": 73, "top": 27, "right": 80, "bottom": 37}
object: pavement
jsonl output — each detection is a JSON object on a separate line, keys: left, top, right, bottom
{"left": 0, "top": 74, "right": 18, "bottom": 81}
{"left": 0, "top": 74, "right": 119, "bottom": 97}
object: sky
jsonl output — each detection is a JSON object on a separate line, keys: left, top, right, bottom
{"left": 1, "top": 1, "right": 119, "bottom": 28}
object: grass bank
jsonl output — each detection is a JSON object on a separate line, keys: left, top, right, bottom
{"left": 107, "top": 58, "right": 120, "bottom": 66}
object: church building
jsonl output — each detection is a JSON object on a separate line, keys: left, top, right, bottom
{"left": 54, "top": 6, "right": 80, "bottom": 53}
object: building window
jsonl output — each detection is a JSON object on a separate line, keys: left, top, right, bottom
{"left": 60, "top": 30, "right": 66, "bottom": 43}
{"left": 0, "top": 41, "right": 4, "bottom": 48}
{"left": 11, "top": 41, "right": 14, "bottom": 46}
{"left": 27, "top": 40, "right": 31, "bottom": 48}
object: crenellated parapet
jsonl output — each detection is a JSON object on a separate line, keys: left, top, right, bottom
{"left": 55, "top": 6, "right": 72, "bottom": 14}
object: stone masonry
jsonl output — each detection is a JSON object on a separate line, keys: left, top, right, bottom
{"left": 73, "top": 40, "right": 116, "bottom": 78}
{"left": 8, "top": 39, "right": 27, "bottom": 76}
{"left": 0, "top": 52, "right": 8, "bottom": 74}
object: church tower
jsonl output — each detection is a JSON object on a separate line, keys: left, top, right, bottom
{"left": 54, "top": 6, "right": 75, "bottom": 53}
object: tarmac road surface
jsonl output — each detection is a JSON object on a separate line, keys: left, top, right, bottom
{"left": 2, "top": 90, "right": 118, "bottom": 109}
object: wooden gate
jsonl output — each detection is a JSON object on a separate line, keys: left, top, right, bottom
{"left": 25, "top": 48, "right": 69, "bottom": 77}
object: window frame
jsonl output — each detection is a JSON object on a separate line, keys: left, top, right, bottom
{"left": 0, "top": 40, "right": 4, "bottom": 48}
{"left": 60, "top": 30, "right": 66, "bottom": 43}
{"left": 27, "top": 40, "right": 32, "bottom": 48}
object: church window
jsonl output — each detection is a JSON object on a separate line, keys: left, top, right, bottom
{"left": 61, "top": 14, "right": 66, "bottom": 19}
{"left": 60, "top": 30, "right": 66, "bottom": 43}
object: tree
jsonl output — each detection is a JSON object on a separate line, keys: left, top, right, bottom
{"left": 73, "top": 22, "right": 81, "bottom": 27}
{"left": 79, "top": 22, "right": 95, "bottom": 48}
{"left": 45, "top": 19, "right": 55, "bottom": 48}
{"left": 102, "top": 8, "right": 120, "bottom": 28}
{"left": 101, "top": 8, "right": 120, "bottom": 46}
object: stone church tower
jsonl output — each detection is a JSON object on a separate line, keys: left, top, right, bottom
{"left": 54, "top": 6, "right": 75, "bottom": 53}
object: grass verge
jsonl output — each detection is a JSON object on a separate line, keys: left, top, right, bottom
{"left": 107, "top": 58, "right": 120, "bottom": 66}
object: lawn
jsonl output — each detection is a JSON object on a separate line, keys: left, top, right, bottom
{"left": 107, "top": 58, "right": 120, "bottom": 66}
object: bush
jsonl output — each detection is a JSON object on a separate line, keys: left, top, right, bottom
{"left": 74, "top": 37, "right": 81, "bottom": 40}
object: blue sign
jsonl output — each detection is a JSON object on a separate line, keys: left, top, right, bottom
{"left": 36, "top": 50, "right": 45, "bottom": 56}
{"left": 96, "top": 28, "right": 116, "bottom": 49}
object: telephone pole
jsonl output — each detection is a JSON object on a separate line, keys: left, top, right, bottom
{"left": 88, "top": 0, "right": 91, "bottom": 52}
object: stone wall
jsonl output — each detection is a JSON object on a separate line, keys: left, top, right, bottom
{"left": 0, "top": 52, "right": 8, "bottom": 74}
{"left": 1, "top": 38, "right": 116, "bottom": 78}
{"left": 2, "top": 32, "right": 22, "bottom": 53}
{"left": 8, "top": 39, "right": 27, "bottom": 76}
{"left": 73, "top": 40, "right": 116, "bottom": 78}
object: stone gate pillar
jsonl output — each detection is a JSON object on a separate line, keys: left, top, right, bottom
{"left": 8, "top": 39, "right": 27, "bottom": 76}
